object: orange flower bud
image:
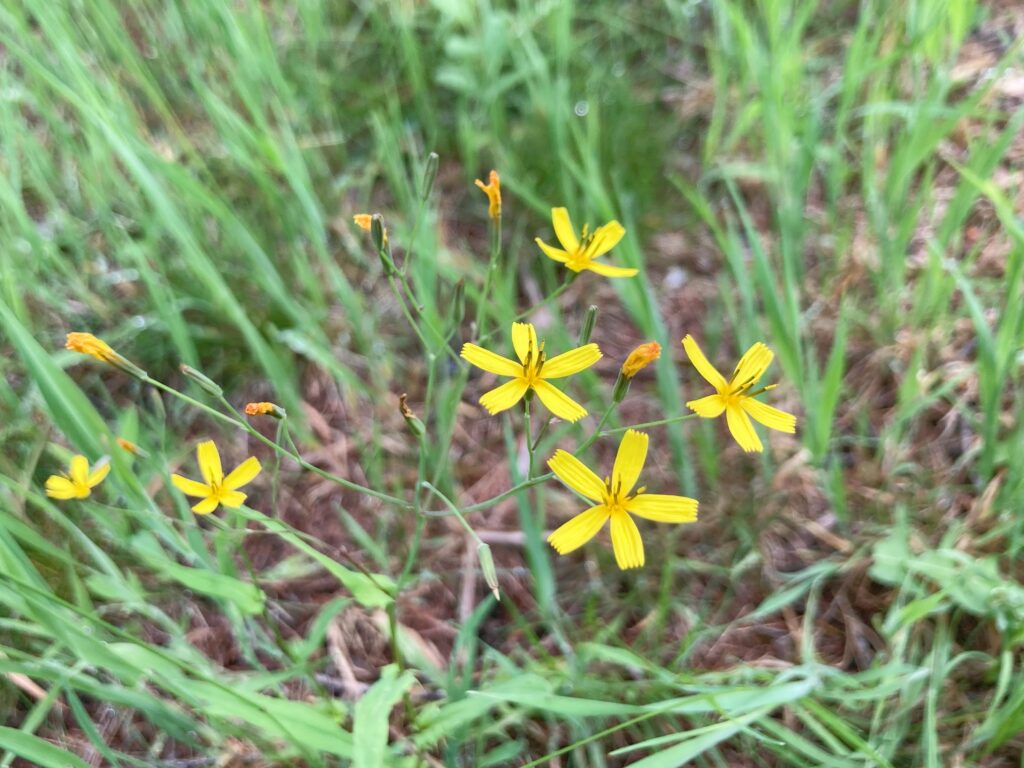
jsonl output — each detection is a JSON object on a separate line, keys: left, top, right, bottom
{"left": 66, "top": 332, "right": 147, "bottom": 379}
{"left": 474, "top": 170, "right": 501, "bottom": 219}
{"left": 245, "top": 401, "right": 286, "bottom": 419}
{"left": 621, "top": 342, "right": 661, "bottom": 379}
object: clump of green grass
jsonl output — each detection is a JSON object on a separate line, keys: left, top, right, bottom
{"left": 1, "top": 0, "right": 1023, "bottom": 765}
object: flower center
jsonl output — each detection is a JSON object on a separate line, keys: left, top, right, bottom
{"left": 602, "top": 477, "right": 646, "bottom": 510}
{"left": 522, "top": 341, "right": 546, "bottom": 385}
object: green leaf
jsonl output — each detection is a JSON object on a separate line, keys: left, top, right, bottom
{"left": 354, "top": 664, "right": 417, "bottom": 768}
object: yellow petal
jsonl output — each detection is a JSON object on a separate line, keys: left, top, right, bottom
{"left": 547, "top": 449, "right": 606, "bottom": 502}
{"left": 609, "top": 512, "right": 644, "bottom": 570}
{"left": 45, "top": 476, "right": 78, "bottom": 500}
{"left": 681, "top": 335, "right": 728, "bottom": 392}
{"left": 219, "top": 491, "right": 247, "bottom": 509}
{"left": 626, "top": 494, "right": 698, "bottom": 523}
{"left": 191, "top": 496, "right": 221, "bottom": 515}
{"left": 726, "top": 403, "right": 762, "bottom": 452}
{"left": 547, "top": 505, "right": 609, "bottom": 555}
{"left": 87, "top": 462, "right": 110, "bottom": 488}
{"left": 171, "top": 474, "right": 212, "bottom": 498}
{"left": 540, "top": 344, "right": 601, "bottom": 379}
{"left": 479, "top": 378, "right": 529, "bottom": 415}
{"left": 551, "top": 207, "right": 579, "bottom": 253}
{"left": 223, "top": 457, "right": 262, "bottom": 491}
{"left": 511, "top": 322, "right": 539, "bottom": 366}
{"left": 460, "top": 343, "right": 523, "bottom": 377}
{"left": 197, "top": 441, "right": 223, "bottom": 486}
{"left": 532, "top": 380, "right": 587, "bottom": 422}
{"left": 69, "top": 455, "right": 89, "bottom": 486}
{"left": 741, "top": 398, "right": 796, "bottom": 433}
{"left": 584, "top": 261, "right": 638, "bottom": 278}
{"left": 686, "top": 394, "right": 727, "bottom": 418}
{"left": 729, "top": 342, "right": 773, "bottom": 393}
{"left": 611, "top": 429, "right": 648, "bottom": 496}
{"left": 582, "top": 220, "right": 626, "bottom": 259}
{"left": 535, "top": 238, "right": 568, "bottom": 263}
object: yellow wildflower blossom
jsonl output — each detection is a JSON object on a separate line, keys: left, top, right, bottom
{"left": 621, "top": 341, "right": 661, "bottom": 379}
{"left": 171, "top": 440, "right": 261, "bottom": 515}
{"left": 547, "top": 430, "right": 698, "bottom": 569}
{"left": 45, "top": 455, "right": 109, "bottom": 500}
{"left": 474, "top": 170, "right": 501, "bottom": 219}
{"left": 535, "top": 207, "right": 636, "bottom": 278}
{"left": 682, "top": 334, "right": 797, "bottom": 453}
{"left": 461, "top": 322, "right": 601, "bottom": 423}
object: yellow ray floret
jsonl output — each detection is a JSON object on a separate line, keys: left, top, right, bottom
{"left": 535, "top": 207, "right": 637, "bottom": 278}
{"left": 546, "top": 430, "right": 698, "bottom": 570}
{"left": 461, "top": 322, "right": 601, "bottom": 423}
{"left": 45, "top": 454, "right": 110, "bottom": 500}
{"left": 171, "top": 440, "right": 262, "bottom": 515}
{"left": 681, "top": 334, "right": 797, "bottom": 453}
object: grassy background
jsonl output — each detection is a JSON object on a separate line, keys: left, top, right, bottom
{"left": 2, "top": 0, "right": 1023, "bottom": 765}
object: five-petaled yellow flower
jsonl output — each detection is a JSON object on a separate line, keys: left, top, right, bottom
{"left": 171, "top": 440, "right": 262, "bottom": 514}
{"left": 45, "top": 455, "right": 110, "bottom": 500}
{"left": 682, "top": 335, "right": 797, "bottom": 453}
{"left": 461, "top": 322, "right": 601, "bottom": 423}
{"left": 474, "top": 170, "right": 501, "bottom": 219}
{"left": 547, "top": 430, "right": 697, "bottom": 569}
{"left": 535, "top": 207, "right": 637, "bottom": 278}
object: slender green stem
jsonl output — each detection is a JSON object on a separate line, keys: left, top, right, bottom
{"left": 388, "top": 276, "right": 459, "bottom": 364}
{"left": 477, "top": 275, "right": 573, "bottom": 346}
{"left": 601, "top": 413, "right": 700, "bottom": 434}
{"left": 420, "top": 482, "right": 487, "bottom": 547}
{"left": 473, "top": 215, "right": 502, "bottom": 341}
{"left": 523, "top": 397, "right": 536, "bottom": 479}
{"left": 145, "top": 376, "right": 412, "bottom": 509}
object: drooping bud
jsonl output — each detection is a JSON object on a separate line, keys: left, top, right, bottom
{"left": 65, "top": 332, "right": 148, "bottom": 380}
{"left": 477, "top": 542, "right": 500, "bottom": 601}
{"left": 421, "top": 152, "right": 439, "bottom": 201}
{"left": 371, "top": 214, "right": 397, "bottom": 275}
{"left": 621, "top": 341, "right": 661, "bottom": 379}
{"left": 399, "top": 394, "right": 426, "bottom": 438}
{"left": 245, "top": 401, "right": 287, "bottom": 419}
{"left": 578, "top": 305, "right": 598, "bottom": 345}
{"left": 180, "top": 364, "right": 223, "bottom": 397}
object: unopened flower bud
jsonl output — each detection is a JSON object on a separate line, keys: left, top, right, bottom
{"left": 65, "top": 332, "right": 147, "bottom": 380}
{"left": 399, "top": 394, "right": 426, "bottom": 438}
{"left": 245, "top": 401, "right": 286, "bottom": 419}
{"left": 474, "top": 170, "right": 501, "bottom": 220}
{"left": 180, "top": 364, "right": 223, "bottom": 397}
{"left": 578, "top": 305, "right": 598, "bottom": 345}
{"left": 116, "top": 437, "right": 148, "bottom": 458}
{"left": 621, "top": 341, "right": 661, "bottom": 379}
{"left": 477, "top": 542, "right": 500, "bottom": 601}
{"left": 421, "top": 152, "right": 439, "bottom": 201}
{"left": 371, "top": 214, "right": 397, "bottom": 275}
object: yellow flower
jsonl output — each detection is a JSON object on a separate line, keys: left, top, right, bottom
{"left": 461, "top": 322, "right": 601, "bottom": 423}
{"left": 535, "top": 207, "right": 636, "bottom": 278}
{"left": 170, "top": 440, "right": 261, "bottom": 515}
{"left": 45, "top": 455, "right": 110, "bottom": 500}
{"left": 474, "top": 170, "right": 501, "bottom": 219}
{"left": 547, "top": 430, "right": 698, "bottom": 569}
{"left": 682, "top": 334, "right": 797, "bottom": 453}
{"left": 621, "top": 341, "right": 661, "bottom": 379}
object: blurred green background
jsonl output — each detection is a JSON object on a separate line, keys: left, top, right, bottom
{"left": 2, "top": 0, "right": 1023, "bottom": 765}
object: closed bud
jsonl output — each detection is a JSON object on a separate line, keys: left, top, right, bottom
{"left": 116, "top": 437, "right": 149, "bottom": 458}
{"left": 477, "top": 543, "right": 500, "bottom": 601}
{"left": 473, "top": 170, "right": 501, "bottom": 220}
{"left": 621, "top": 341, "right": 661, "bottom": 379}
{"left": 611, "top": 371, "right": 631, "bottom": 404}
{"left": 65, "top": 332, "right": 147, "bottom": 380}
{"left": 421, "top": 152, "right": 439, "bottom": 201}
{"left": 399, "top": 394, "right": 426, "bottom": 438}
{"left": 371, "top": 214, "right": 397, "bottom": 275}
{"left": 245, "top": 401, "right": 286, "bottom": 419}
{"left": 449, "top": 279, "right": 466, "bottom": 328}
{"left": 180, "top": 364, "right": 223, "bottom": 397}
{"left": 578, "top": 305, "right": 598, "bottom": 345}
